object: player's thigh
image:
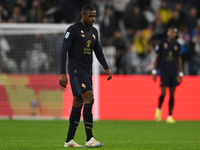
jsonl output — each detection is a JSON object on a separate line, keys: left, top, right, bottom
{"left": 169, "top": 75, "right": 179, "bottom": 87}
{"left": 73, "top": 96, "right": 84, "bottom": 108}
{"left": 69, "top": 73, "right": 93, "bottom": 97}
{"left": 169, "top": 87, "right": 176, "bottom": 96}
{"left": 160, "top": 86, "right": 167, "bottom": 95}
{"left": 160, "top": 74, "right": 169, "bottom": 87}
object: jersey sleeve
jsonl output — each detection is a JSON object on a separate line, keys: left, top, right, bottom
{"left": 60, "top": 27, "right": 75, "bottom": 74}
{"left": 155, "top": 41, "right": 163, "bottom": 55}
{"left": 93, "top": 30, "right": 109, "bottom": 70}
{"left": 177, "top": 43, "right": 181, "bottom": 57}
{"left": 63, "top": 26, "right": 75, "bottom": 46}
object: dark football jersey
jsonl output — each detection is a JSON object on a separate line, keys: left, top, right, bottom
{"left": 155, "top": 39, "right": 181, "bottom": 75}
{"left": 60, "top": 21, "right": 108, "bottom": 75}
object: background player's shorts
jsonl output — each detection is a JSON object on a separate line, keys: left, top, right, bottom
{"left": 160, "top": 74, "right": 179, "bottom": 87}
{"left": 69, "top": 73, "right": 93, "bottom": 96}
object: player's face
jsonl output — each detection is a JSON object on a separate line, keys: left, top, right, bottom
{"left": 82, "top": 10, "right": 96, "bottom": 27}
{"left": 167, "top": 28, "right": 177, "bottom": 40}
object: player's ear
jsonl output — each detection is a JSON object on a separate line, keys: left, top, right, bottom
{"left": 81, "top": 13, "right": 85, "bottom": 20}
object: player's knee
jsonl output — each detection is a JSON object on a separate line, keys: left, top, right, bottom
{"left": 83, "top": 91, "right": 94, "bottom": 105}
{"left": 73, "top": 97, "right": 84, "bottom": 108}
{"left": 75, "top": 101, "right": 83, "bottom": 108}
{"left": 161, "top": 92, "right": 166, "bottom": 96}
{"left": 85, "top": 93, "right": 94, "bottom": 104}
{"left": 86, "top": 96, "right": 94, "bottom": 105}
{"left": 73, "top": 101, "right": 83, "bottom": 108}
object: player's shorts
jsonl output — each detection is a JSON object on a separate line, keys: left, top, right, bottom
{"left": 69, "top": 73, "right": 93, "bottom": 96}
{"left": 160, "top": 73, "right": 179, "bottom": 87}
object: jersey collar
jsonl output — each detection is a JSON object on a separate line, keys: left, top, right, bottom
{"left": 78, "top": 21, "right": 91, "bottom": 32}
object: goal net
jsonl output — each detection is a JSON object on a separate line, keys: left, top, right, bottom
{"left": 0, "top": 23, "right": 99, "bottom": 119}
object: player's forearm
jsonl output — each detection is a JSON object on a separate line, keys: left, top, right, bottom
{"left": 95, "top": 50, "right": 109, "bottom": 70}
{"left": 60, "top": 44, "right": 69, "bottom": 74}
{"left": 177, "top": 57, "right": 182, "bottom": 72}
{"left": 153, "top": 55, "right": 159, "bottom": 69}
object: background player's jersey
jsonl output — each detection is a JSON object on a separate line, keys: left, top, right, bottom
{"left": 62, "top": 21, "right": 107, "bottom": 75}
{"left": 155, "top": 39, "right": 181, "bottom": 75}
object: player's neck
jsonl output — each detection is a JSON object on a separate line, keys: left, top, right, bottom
{"left": 81, "top": 20, "right": 90, "bottom": 29}
{"left": 167, "top": 38, "right": 175, "bottom": 43}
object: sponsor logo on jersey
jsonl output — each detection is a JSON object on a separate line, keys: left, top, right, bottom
{"left": 82, "top": 83, "right": 86, "bottom": 89}
{"left": 86, "top": 40, "right": 92, "bottom": 47}
{"left": 81, "top": 30, "right": 84, "bottom": 33}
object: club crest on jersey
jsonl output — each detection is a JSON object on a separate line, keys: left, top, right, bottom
{"left": 92, "top": 34, "right": 96, "bottom": 40}
{"left": 65, "top": 32, "right": 70, "bottom": 39}
{"left": 174, "top": 46, "right": 178, "bottom": 50}
{"left": 81, "top": 34, "right": 85, "bottom": 37}
{"left": 164, "top": 43, "right": 168, "bottom": 49}
{"left": 81, "top": 30, "right": 84, "bottom": 33}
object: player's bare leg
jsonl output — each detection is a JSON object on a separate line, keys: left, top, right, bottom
{"left": 64, "top": 96, "right": 84, "bottom": 147}
{"left": 155, "top": 87, "right": 166, "bottom": 121}
{"left": 81, "top": 90, "right": 103, "bottom": 148}
{"left": 166, "top": 87, "right": 176, "bottom": 123}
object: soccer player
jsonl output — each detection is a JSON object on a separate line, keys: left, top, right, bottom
{"left": 152, "top": 27, "right": 183, "bottom": 123}
{"left": 59, "top": 5, "right": 112, "bottom": 147}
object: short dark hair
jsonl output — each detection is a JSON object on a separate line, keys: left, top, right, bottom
{"left": 168, "top": 26, "right": 179, "bottom": 39}
{"left": 81, "top": 5, "right": 95, "bottom": 14}
{"left": 168, "top": 26, "right": 178, "bottom": 32}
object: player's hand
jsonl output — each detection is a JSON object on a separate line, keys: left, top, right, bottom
{"left": 105, "top": 69, "right": 112, "bottom": 80}
{"left": 152, "top": 74, "right": 157, "bottom": 82}
{"left": 59, "top": 74, "right": 68, "bottom": 88}
{"left": 177, "top": 76, "right": 182, "bottom": 83}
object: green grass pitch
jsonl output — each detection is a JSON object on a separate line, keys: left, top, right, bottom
{"left": 0, "top": 120, "right": 200, "bottom": 150}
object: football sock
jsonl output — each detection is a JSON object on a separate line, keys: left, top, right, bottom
{"left": 83, "top": 104, "right": 93, "bottom": 141}
{"left": 158, "top": 95, "right": 165, "bottom": 109}
{"left": 169, "top": 95, "right": 174, "bottom": 116}
{"left": 66, "top": 107, "right": 81, "bottom": 142}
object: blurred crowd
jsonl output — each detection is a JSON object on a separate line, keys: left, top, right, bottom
{"left": 1, "top": 0, "right": 200, "bottom": 75}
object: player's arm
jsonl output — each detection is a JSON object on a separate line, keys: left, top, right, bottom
{"left": 59, "top": 28, "right": 75, "bottom": 88}
{"left": 152, "top": 44, "right": 161, "bottom": 81}
{"left": 59, "top": 44, "right": 69, "bottom": 88}
{"left": 94, "top": 33, "right": 112, "bottom": 80}
{"left": 152, "top": 54, "right": 159, "bottom": 81}
{"left": 177, "top": 47, "right": 183, "bottom": 83}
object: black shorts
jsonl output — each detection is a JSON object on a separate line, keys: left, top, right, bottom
{"left": 160, "top": 74, "right": 179, "bottom": 87}
{"left": 69, "top": 73, "right": 93, "bottom": 96}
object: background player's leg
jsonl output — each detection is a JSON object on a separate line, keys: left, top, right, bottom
{"left": 81, "top": 90, "right": 94, "bottom": 141}
{"left": 66, "top": 96, "right": 83, "bottom": 142}
{"left": 155, "top": 87, "right": 166, "bottom": 121}
{"left": 169, "top": 87, "right": 176, "bottom": 116}
{"left": 158, "top": 87, "right": 166, "bottom": 109}
{"left": 166, "top": 86, "right": 176, "bottom": 123}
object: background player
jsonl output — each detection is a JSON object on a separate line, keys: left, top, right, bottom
{"left": 59, "top": 5, "right": 112, "bottom": 147}
{"left": 152, "top": 27, "right": 183, "bottom": 123}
